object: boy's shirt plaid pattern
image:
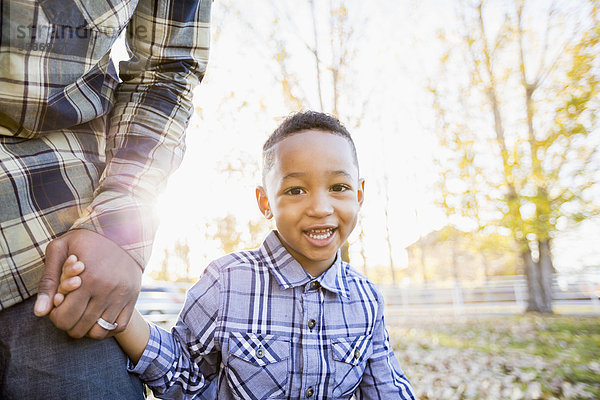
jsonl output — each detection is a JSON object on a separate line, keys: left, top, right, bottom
{"left": 0, "top": 0, "right": 210, "bottom": 309}
{"left": 130, "top": 231, "right": 416, "bottom": 400}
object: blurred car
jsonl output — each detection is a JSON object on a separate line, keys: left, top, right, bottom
{"left": 135, "top": 284, "right": 186, "bottom": 322}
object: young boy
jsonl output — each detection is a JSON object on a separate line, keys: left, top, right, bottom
{"left": 57, "top": 111, "right": 416, "bottom": 399}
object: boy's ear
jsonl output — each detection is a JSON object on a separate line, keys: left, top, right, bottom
{"left": 256, "top": 186, "right": 272, "bottom": 219}
{"left": 357, "top": 179, "right": 365, "bottom": 207}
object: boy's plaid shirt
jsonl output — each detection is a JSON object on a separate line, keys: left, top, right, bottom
{"left": 0, "top": 0, "right": 210, "bottom": 309}
{"left": 130, "top": 231, "right": 416, "bottom": 399}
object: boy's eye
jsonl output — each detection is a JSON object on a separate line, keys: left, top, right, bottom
{"left": 285, "top": 187, "right": 305, "bottom": 195}
{"left": 331, "top": 184, "right": 350, "bottom": 192}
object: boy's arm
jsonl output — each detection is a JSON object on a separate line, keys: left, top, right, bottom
{"left": 116, "top": 310, "right": 151, "bottom": 364}
{"left": 357, "top": 295, "right": 416, "bottom": 400}
{"left": 128, "top": 261, "right": 222, "bottom": 399}
{"left": 55, "top": 257, "right": 220, "bottom": 398}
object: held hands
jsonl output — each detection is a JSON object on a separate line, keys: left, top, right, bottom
{"left": 34, "top": 229, "right": 142, "bottom": 339}
{"left": 53, "top": 257, "right": 119, "bottom": 332}
{"left": 53, "top": 255, "right": 85, "bottom": 307}
{"left": 56, "top": 255, "right": 151, "bottom": 364}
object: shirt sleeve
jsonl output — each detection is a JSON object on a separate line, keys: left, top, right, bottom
{"left": 129, "top": 261, "right": 222, "bottom": 399}
{"left": 71, "top": 0, "right": 211, "bottom": 267}
{"left": 357, "top": 293, "right": 416, "bottom": 399}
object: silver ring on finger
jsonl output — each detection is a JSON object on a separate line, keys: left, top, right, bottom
{"left": 96, "top": 317, "right": 118, "bottom": 331}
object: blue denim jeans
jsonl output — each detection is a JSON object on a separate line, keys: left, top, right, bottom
{"left": 0, "top": 296, "right": 145, "bottom": 399}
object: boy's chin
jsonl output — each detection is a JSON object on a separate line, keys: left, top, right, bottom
{"left": 303, "top": 250, "right": 338, "bottom": 265}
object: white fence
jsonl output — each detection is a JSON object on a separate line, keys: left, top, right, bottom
{"left": 141, "top": 274, "right": 600, "bottom": 327}
{"left": 379, "top": 274, "right": 600, "bottom": 320}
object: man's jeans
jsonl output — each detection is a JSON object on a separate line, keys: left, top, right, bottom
{"left": 0, "top": 296, "right": 145, "bottom": 399}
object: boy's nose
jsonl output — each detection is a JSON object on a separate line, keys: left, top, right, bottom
{"left": 306, "top": 192, "right": 334, "bottom": 217}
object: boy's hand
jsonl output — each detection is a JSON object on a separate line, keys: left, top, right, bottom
{"left": 53, "top": 255, "right": 85, "bottom": 307}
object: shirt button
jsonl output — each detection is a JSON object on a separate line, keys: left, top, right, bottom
{"left": 354, "top": 349, "right": 361, "bottom": 359}
{"left": 256, "top": 346, "right": 265, "bottom": 359}
{"left": 310, "top": 281, "right": 320, "bottom": 290}
{"left": 308, "top": 319, "right": 316, "bottom": 329}
{"left": 305, "top": 387, "right": 314, "bottom": 398}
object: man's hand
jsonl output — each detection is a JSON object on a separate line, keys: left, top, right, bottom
{"left": 34, "top": 229, "right": 142, "bottom": 339}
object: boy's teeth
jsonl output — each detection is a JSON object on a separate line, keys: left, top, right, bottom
{"left": 306, "top": 228, "right": 334, "bottom": 240}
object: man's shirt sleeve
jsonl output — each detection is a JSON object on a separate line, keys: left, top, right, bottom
{"left": 357, "top": 292, "right": 416, "bottom": 399}
{"left": 129, "top": 261, "right": 221, "bottom": 399}
{"left": 71, "top": 0, "right": 211, "bottom": 267}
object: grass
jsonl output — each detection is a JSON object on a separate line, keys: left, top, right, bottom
{"left": 388, "top": 315, "right": 600, "bottom": 399}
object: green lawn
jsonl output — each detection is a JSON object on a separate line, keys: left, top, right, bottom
{"left": 390, "top": 315, "right": 600, "bottom": 399}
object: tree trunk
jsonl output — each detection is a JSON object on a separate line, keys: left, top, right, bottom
{"left": 340, "top": 241, "right": 350, "bottom": 263}
{"left": 480, "top": 252, "right": 490, "bottom": 285}
{"left": 538, "top": 239, "right": 554, "bottom": 313}
{"left": 419, "top": 241, "right": 427, "bottom": 285}
{"left": 451, "top": 241, "right": 459, "bottom": 281}
{"left": 382, "top": 183, "right": 397, "bottom": 284}
{"left": 522, "top": 247, "right": 543, "bottom": 312}
{"left": 357, "top": 219, "right": 368, "bottom": 275}
{"left": 522, "top": 242, "right": 553, "bottom": 313}
{"left": 480, "top": 252, "right": 491, "bottom": 302}
{"left": 160, "top": 249, "right": 170, "bottom": 281}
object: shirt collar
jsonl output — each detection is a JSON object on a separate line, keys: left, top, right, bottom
{"left": 259, "top": 231, "right": 350, "bottom": 298}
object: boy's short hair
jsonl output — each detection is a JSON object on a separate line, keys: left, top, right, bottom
{"left": 262, "top": 111, "right": 359, "bottom": 180}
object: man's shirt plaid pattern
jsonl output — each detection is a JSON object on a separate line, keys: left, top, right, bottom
{"left": 0, "top": 0, "right": 210, "bottom": 308}
{"left": 130, "top": 231, "right": 416, "bottom": 399}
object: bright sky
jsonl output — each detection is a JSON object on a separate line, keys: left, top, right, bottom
{"left": 110, "top": 0, "right": 600, "bottom": 279}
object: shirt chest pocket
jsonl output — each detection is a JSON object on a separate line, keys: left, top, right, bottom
{"left": 227, "top": 332, "right": 290, "bottom": 400}
{"left": 331, "top": 335, "right": 374, "bottom": 398}
{"left": 40, "top": 0, "right": 136, "bottom": 35}
{"left": 38, "top": 0, "right": 135, "bottom": 80}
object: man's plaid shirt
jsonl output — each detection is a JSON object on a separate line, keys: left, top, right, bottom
{"left": 0, "top": 0, "right": 211, "bottom": 309}
{"left": 130, "top": 231, "right": 416, "bottom": 399}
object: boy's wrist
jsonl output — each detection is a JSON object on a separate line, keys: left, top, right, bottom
{"left": 114, "top": 310, "right": 151, "bottom": 365}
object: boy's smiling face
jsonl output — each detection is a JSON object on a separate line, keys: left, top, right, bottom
{"left": 257, "top": 129, "right": 364, "bottom": 277}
